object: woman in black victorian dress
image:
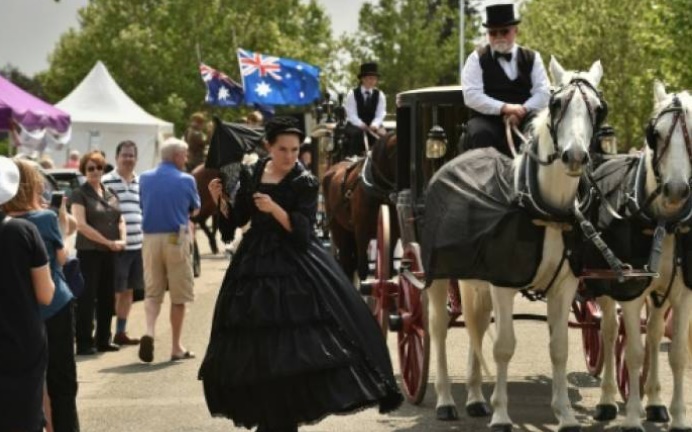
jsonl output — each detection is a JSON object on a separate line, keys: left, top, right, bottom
{"left": 198, "top": 117, "right": 402, "bottom": 432}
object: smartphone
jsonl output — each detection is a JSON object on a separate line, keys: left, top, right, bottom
{"left": 50, "top": 190, "right": 65, "bottom": 211}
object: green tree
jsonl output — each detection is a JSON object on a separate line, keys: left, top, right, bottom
{"left": 660, "top": 0, "right": 692, "bottom": 90}
{"left": 1, "top": 64, "right": 47, "bottom": 99}
{"left": 519, "top": 0, "right": 684, "bottom": 150}
{"left": 343, "top": 0, "right": 480, "bottom": 107}
{"left": 39, "top": 0, "right": 334, "bottom": 132}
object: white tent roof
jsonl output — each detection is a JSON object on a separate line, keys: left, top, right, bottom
{"left": 56, "top": 61, "right": 173, "bottom": 128}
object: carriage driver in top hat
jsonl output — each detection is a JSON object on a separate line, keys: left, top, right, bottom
{"left": 461, "top": 3, "right": 550, "bottom": 157}
{"left": 343, "top": 62, "right": 387, "bottom": 157}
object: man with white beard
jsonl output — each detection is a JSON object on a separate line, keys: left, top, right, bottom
{"left": 461, "top": 3, "right": 550, "bottom": 157}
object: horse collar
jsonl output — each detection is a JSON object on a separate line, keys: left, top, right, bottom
{"left": 517, "top": 149, "right": 587, "bottom": 222}
{"left": 360, "top": 155, "right": 396, "bottom": 203}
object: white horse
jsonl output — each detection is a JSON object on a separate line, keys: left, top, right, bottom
{"left": 428, "top": 58, "right": 605, "bottom": 432}
{"left": 595, "top": 83, "right": 692, "bottom": 432}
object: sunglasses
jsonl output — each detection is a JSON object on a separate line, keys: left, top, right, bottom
{"left": 86, "top": 165, "right": 104, "bottom": 173}
{"left": 488, "top": 28, "right": 511, "bottom": 37}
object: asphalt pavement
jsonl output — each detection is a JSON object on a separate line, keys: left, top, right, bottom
{"left": 75, "top": 234, "right": 692, "bottom": 432}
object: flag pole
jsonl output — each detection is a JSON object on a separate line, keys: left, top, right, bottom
{"left": 459, "top": 0, "right": 465, "bottom": 85}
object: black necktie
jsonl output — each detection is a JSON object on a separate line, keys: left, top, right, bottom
{"left": 364, "top": 91, "right": 371, "bottom": 104}
{"left": 494, "top": 51, "right": 512, "bottom": 62}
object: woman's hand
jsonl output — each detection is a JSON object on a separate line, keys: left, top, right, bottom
{"left": 208, "top": 178, "right": 224, "bottom": 206}
{"left": 253, "top": 192, "right": 278, "bottom": 214}
{"left": 108, "top": 240, "right": 126, "bottom": 252}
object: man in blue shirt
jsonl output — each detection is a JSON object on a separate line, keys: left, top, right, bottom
{"left": 139, "top": 137, "right": 201, "bottom": 363}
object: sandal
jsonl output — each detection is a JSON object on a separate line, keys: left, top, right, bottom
{"left": 170, "top": 351, "right": 195, "bottom": 361}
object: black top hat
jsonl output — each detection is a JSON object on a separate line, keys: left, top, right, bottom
{"left": 358, "top": 62, "right": 380, "bottom": 79}
{"left": 483, "top": 4, "right": 521, "bottom": 28}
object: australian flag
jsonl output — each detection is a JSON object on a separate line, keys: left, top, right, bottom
{"left": 200, "top": 63, "right": 244, "bottom": 107}
{"left": 237, "top": 48, "right": 321, "bottom": 106}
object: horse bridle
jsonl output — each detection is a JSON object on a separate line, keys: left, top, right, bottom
{"left": 533, "top": 77, "right": 607, "bottom": 166}
{"left": 648, "top": 95, "right": 692, "bottom": 181}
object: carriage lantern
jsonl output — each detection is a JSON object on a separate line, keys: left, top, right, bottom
{"left": 425, "top": 125, "right": 448, "bottom": 159}
{"left": 597, "top": 124, "right": 617, "bottom": 155}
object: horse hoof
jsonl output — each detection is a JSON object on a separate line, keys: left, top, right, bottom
{"left": 558, "top": 426, "right": 582, "bottom": 432}
{"left": 593, "top": 404, "right": 618, "bottom": 421}
{"left": 645, "top": 405, "right": 670, "bottom": 423}
{"left": 466, "top": 401, "right": 492, "bottom": 417}
{"left": 490, "top": 424, "right": 512, "bottom": 432}
{"left": 435, "top": 405, "right": 459, "bottom": 421}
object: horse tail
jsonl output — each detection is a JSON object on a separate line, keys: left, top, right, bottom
{"left": 460, "top": 281, "right": 492, "bottom": 377}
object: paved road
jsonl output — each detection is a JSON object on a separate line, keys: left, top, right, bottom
{"left": 76, "top": 235, "right": 692, "bottom": 432}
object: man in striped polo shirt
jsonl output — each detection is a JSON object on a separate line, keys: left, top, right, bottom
{"left": 102, "top": 140, "right": 143, "bottom": 346}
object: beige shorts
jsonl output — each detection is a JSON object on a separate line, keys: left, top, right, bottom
{"left": 142, "top": 233, "right": 194, "bottom": 304}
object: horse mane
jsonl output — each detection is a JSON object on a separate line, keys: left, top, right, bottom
{"left": 529, "top": 109, "right": 553, "bottom": 154}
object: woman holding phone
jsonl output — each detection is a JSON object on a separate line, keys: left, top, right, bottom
{"left": 3, "top": 159, "right": 81, "bottom": 432}
{"left": 70, "top": 150, "right": 126, "bottom": 355}
{"left": 0, "top": 156, "right": 55, "bottom": 432}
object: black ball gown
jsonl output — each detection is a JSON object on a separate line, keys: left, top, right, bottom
{"left": 199, "top": 158, "right": 402, "bottom": 431}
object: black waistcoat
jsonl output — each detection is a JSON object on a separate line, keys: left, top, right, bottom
{"left": 471, "top": 45, "right": 535, "bottom": 118}
{"left": 353, "top": 87, "right": 380, "bottom": 125}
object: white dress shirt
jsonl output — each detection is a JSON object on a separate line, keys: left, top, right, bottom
{"left": 461, "top": 44, "right": 550, "bottom": 116}
{"left": 345, "top": 86, "right": 387, "bottom": 128}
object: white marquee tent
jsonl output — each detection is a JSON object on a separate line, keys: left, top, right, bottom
{"left": 54, "top": 61, "right": 174, "bottom": 170}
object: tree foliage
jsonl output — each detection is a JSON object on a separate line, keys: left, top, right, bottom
{"left": 38, "top": 0, "right": 334, "bottom": 132}
{"left": 1, "top": 64, "right": 47, "bottom": 100}
{"left": 519, "top": 0, "right": 689, "bottom": 149}
{"left": 342, "top": 0, "right": 480, "bottom": 107}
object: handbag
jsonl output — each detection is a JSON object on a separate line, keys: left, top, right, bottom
{"left": 63, "top": 256, "right": 85, "bottom": 298}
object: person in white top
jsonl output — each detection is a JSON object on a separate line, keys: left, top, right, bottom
{"left": 343, "top": 62, "right": 387, "bottom": 157}
{"left": 102, "top": 140, "right": 144, "bottom": 346}
{"left": 461, "top": 3, "right": 550, "bottom": 157}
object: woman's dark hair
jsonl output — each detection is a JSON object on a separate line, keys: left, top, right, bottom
{"left": 264, "top": 117, "right": 305, "bottom": 144}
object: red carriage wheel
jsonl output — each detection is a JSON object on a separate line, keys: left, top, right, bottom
{"left": 370, "top": 204, "right": 392, "bottom": 336}
{"left": 615, "top": 315, "right": 649, "bottom": 402}
{"left": 573, "top": 295, "right": 604, "bottom": 377}
{"left": 395, "top": 243, "right": 430, "bottom": 405}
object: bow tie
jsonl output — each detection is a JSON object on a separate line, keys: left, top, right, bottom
{"left": 494, "top": 51, "right": 512, "bottom": 62}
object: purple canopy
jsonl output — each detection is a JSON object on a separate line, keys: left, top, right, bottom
{"left": 0, "top": 75, "right": 71, "bottom": 133}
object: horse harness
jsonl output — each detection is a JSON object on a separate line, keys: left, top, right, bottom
{"left": 510, "top": 78, "right": 617, "bottom": 297}
{"left": 625, "top": 96, "right": 692, "bottom": 305}
{"left": 360, "top": 152, "right": 396, "bottom": 203}
{"left": 514, "top": 143, "right": 595, "bottom": 298}
{"left": 337, "top": 157, "right": 363, "bottom": 200}
{"left": 523, "top": 77, "right": 608, "bottom": 167}
{"left": 648, "top": 94, "right": 692, "bottom": 180}
{"left": 582, "top": 150, "right": 692, "bottom": 306}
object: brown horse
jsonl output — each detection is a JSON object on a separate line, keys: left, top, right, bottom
{"left": 322, "top": 133, "right": 398, "bottom": 281}
{"left": 191, "top": 164, "right": 220, "bottom": 254}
